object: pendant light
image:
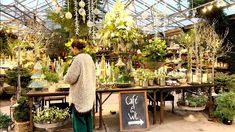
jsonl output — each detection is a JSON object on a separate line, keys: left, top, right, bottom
{"left": 65, "top": 0, "right": 72, "bottom": 19}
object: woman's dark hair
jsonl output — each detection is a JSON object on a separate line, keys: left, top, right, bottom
{"left": 71, "top": 40, "right": 86, "bottom": 50}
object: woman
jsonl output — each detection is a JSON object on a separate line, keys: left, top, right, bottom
{"left": 64, "top": 40, "right": 96, "bottom": 132}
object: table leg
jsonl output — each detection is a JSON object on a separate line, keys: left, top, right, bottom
{"left": 99, "top": 92, "right": 103, "bottom": 129}
{"left": 29, "top": 97, "right": 33, "bottom": 132}
{"left": 182, "top": 90, "right": 185, "bottom": 102}
{"left": 153, "top": 91, "right": 156, "bottom": 124}
{"left": 160, "top": 91, "right": 164, "bottom": 124}
{"left": 96, "top": 93, "right": 98, "bottom": 112}
{"left": 208, "top": 87, "right": 213, "bottom": 118}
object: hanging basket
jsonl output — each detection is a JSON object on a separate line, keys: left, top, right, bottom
{"left": 144, "top": 61, "right": 164, "bottom": 69}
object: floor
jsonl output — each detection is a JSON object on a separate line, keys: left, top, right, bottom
{"left": 1, "top": 93, "right": 235, "bottom": 132}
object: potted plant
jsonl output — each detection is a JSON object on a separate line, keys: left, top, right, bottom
{"left": 0, "top": 112, "right": 12, "bottom": 131}
{"left": 186, "top": 95, "right": 207, "bottom": 107}
{"left": 5, "top": 67, "right": 32, "bottom": 95}
{"left": 226, "top": 74, "right": 235, "bottom": 93}
{"left": 148, "top": 71, "right": 155, "bottom": 86}
{"left": 214, "top": 72, "right": 230, "bottom": 93}
{"left": 142, "top": 38, "right": 166, "bottom": 69}
{"left": 33, "top": 107, "right": 69, "bottom": 131}
{"left": 13, "top": 96, "right": 30, "bottom": 132}
{"left": 43, "top": 67, "right": 59, "bottom": 92}
{"left": 214, "top": 92, "right": 235, "bottom": 125}
{"left": 177, "top": 95, "right": 208, "bottom": 111}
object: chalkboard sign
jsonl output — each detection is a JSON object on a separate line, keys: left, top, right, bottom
{"left": 119, "top": 91, "right": 149, "bottom": 131}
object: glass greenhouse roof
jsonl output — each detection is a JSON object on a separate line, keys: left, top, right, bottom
{"left": 1, "top": 0, "right": 235, "bottom": 34}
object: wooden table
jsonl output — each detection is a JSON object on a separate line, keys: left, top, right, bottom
{"left": 26, "top": 84, "right": 214, "bottom": 131}
{"left": 26, "top": 90, "right": 69, "bottom": 132}
{"left": 95, "top": 84, "right": 214, "bottom": 129}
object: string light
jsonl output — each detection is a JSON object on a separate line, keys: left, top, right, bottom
{"left": 79, "top": 0, "right": 86, "bottom": 22}
{"left": 87, "top": 0, "right": 92, "bottom": 29}
{"left": 74, "top": 0, "right": 79, "bottom": 35}
{"left": 202, "top": 7, "right": 207, "bottom": 13}
{"left": 207, "top": 4, "right": 213, "bottom": 11}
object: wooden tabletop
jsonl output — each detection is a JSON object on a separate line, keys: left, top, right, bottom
{"left": 26, "top": 89, "right": 69, "bottom": 97}
{"left": 26, "top": 84, "right": 214, "bottom": 97}
{"left": 96, "top": 83, "right": 214, "bottom": 93}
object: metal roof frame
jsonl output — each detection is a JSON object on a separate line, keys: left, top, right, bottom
{"left": 1, "top": 0, "right": 235, "bottom": 35}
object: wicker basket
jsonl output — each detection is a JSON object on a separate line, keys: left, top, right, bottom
{"left": 34, "top": 119, "right": 69, "bottom": 132}
{"left": 15, "top": 121, "right": 30, "bottom": 132}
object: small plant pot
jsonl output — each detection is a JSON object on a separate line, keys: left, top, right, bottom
{"left": 222, "top": 118, "right": 233, "bottom": 125}
{"left": 148, "top": 79, "right": 154, "bottom": 86}
{"left": 134, "top": 79, "right": 140, "bottom": 86}
{"left": 48, "top": 83, "right": 56, "bottom": 93}
{"left": 143, "top": 80, "right": 148, "bottom": 87}
{"left": 178, "top": 79, "right": 187, "bottom": 85}
{"left": 159, "top": 78, "right": 166, "bottom": 86}
{"left": 139, "top": 80, "right": 143, "bottom": 86}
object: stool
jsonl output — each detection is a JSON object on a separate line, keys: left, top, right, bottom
{"left": 44, "top": 96, "right": 66, "bottom": 106}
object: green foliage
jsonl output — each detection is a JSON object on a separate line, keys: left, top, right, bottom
{"left": 116, "top": 66, "right": 132, "bottom": 83}
{"left": 0, "top": 29, "right": 17, "bottom": 56}
{"left": 5, "top": 67, "right": 32, "bottom": 88}
{"left": 0, "top": 29, "right": 10, "bottom": 55}
{"left": 214, "top": 72, "right": 231, "bottom": 86}
{"left": 226, "top": 74, "right": 235, "bottom": 93}
{"left": 214, "top": 92, "right": 235, "bottom": 121}
{"left": 186, "top": 95, "right": 208, "bottom": 107}
{"left": 42, "top": 65, "right": 59, "bottom": 83}
{"left": 178, "top": 29, "right": 196, "bottom": 47}
{"left": 33, "top": 107, "right": 69, "bottom": 123}
{"left": 214, "top": 73, "right": 235, "bottom": 92}
{"left": 142, "top": 38, "right": 166, "bottom": 62}
{"left": 47, "top": 0, "right": 103, "bottom": 38}
{"left": 0, "top": 112, "right": 12, "bottom": 128}
{"left": 44, "top": 72, "right": 59, "bottom": 83}
{"left": 46, "top": 30, "right": 68, "bottom": 60}
{"left": 47, "top": 12, "right": 75, "bottom": 37}
{"left": 13, "top": 96, "right": 30, "bottom": 122}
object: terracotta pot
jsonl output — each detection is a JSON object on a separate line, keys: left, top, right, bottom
{"left": 143, "top": 80, "right": 148, "bottom": 87}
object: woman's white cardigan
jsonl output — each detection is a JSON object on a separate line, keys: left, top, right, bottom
{"left": 64, "top": 53, "right": 96, "bottom": 113}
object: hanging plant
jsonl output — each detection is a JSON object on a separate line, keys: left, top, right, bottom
{"left": 142, "top": 38, "right": 167, "bottom": 62}
{"left": 98, "top": 0, "right": 141, "bottom": 53}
